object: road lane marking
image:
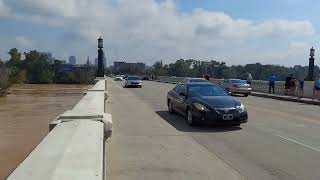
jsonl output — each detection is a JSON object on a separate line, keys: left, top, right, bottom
{"left": 273, "top": 133, "right": 320, "bottom": 153}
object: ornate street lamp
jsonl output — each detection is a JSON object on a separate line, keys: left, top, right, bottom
{"left": 97, "top": 36, "right": 105, "bottom": 77}
{"left": 98, "top": 37, "right": 103, "bottom": 49}
{"left": 307, "top": 47, "right": 315, "bottom": 81}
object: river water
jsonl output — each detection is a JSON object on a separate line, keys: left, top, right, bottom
{"left": 0, "top": 84, "right": 90, "bottom": 179}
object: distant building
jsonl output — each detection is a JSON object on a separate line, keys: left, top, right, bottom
{"left": 113, "top": 61, "right": 146, "bottom": 74}
{"left": 69, "top": 56, "right": 76, "bottom": 65}
{"left": 40, "top": 52, "right": 54, "bottom": 64}
{"left": 94, "top": 58, "right": 98, "bottom": 67}
{"left": 103, "top": 56, "right": 107, "bottom": 68}
{"left": 54, "top": 59, "right": 95, "bottom": 74}
{"left": 86, "top": 56, "right": 91, "bottom": 66}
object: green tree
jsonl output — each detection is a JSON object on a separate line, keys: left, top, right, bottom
{"left": 24, "top": 50, "right": 54, "bottom": 83}
{"left": 8, "top": 48, "right": 21, "bottom": 62}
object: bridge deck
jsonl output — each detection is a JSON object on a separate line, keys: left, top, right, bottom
{"left": 106, "top": 79, "right": 320, "bottom": 180}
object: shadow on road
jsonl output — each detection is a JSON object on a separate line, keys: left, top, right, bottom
{"left": 156, "top": 111, "right": 242, "bottom": 133}
{"left": 231, "top": 94, "right": 247, "bottom": 97}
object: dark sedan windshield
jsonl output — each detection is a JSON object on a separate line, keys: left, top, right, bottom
{"left": 188, "top": 84, "right": 228, "bottom": 97}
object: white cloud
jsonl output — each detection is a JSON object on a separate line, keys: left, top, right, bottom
{"left": 0, "top": 0, "right": 317, "bottom": 66}
{"left": 0, "top": 0, "right": 9, "bottom": 16}
{"left": 15, "top": 36, "right": 33, "bottom": 48}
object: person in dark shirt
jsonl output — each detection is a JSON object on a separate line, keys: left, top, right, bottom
{"left": 290, "top": 75, "right": 297, "bottom": 96}
{"left": 203, "top": 74, "right": 210, "bottom": 81}
{"left": 298, "top": 76, "right": 304, "bottom": 99}
{"left": 285, "top": 74, "right": 292, "bottom": 95}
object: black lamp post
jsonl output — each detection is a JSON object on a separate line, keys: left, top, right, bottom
{"left": 97, "top": 37, "right": 105, "bottom": 77}
{"left": 306, "top": 47, "right": 315, "bottom": 81}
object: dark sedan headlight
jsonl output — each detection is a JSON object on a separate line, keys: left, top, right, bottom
{"left": 193, "top": 103, "right": 210, "bottom": 112}
{"left": 236, "top": 103, "right": 246, "bottom": 113}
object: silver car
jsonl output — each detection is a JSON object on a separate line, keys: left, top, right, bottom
{"left": 181, "top": 78, "right": 210, "bottom": 84}
{"left": 124, "top": 76, "right": 142, "bottom": 88}
{"left": 220, "top": 79, "right": 252, "bottom": 96}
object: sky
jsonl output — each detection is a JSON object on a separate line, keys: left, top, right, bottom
{"left": 0, "top": 0, "right": 319, "bottom": 66}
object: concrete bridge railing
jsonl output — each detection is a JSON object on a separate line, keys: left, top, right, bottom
{"left": 154, "top": 76, "right": 315, "bottom": 98}
{"left": 7, "top": 78, "right": 112, "bottom": 180}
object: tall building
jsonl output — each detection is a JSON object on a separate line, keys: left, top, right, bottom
{"left": 69, "top": 56, "right": 76, "bottom": 65}
{"left": 40, "top": 52, "right": 54, "bottom": 64}
{"left": 95, "top": 58, "right": 98, "bottom": 67}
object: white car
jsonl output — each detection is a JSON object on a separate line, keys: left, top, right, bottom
{"left": 124, "top": 76, "right": 142, "bottom": 88}
{"left": 114, "top": 77, "right": 123, "bottom": 81}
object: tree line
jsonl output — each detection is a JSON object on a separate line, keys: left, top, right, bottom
{"left": 150, "top": 59, "right": 320, "bottom": 81}
{"left": 0, "top": 48, "right": 95, "bottom": 95}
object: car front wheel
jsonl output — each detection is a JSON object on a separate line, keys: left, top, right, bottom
{"left": 168, "top": 101, "right": 174, "bottom": 114}
{"left": 186, "top": 109, "right": 197, "bottom": 126}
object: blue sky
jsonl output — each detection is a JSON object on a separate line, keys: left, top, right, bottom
{"left": 177, "top": 0, "right": 318, "bottom": 23}
{"left": 0, "top": 0, "right": 318, "bottom": 66}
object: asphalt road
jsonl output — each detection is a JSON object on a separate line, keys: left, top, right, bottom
{"left": 106, "top": 79, "right": 320, "bottom": 180}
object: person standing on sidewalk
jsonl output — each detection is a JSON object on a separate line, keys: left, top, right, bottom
{"left": 313, "top": 74, "right": 320, "bottom": 101}
{"left": 268, "top": 73, "right": 276, "bottom": 94}
{"left": 290, "top": 75, "right": 297, "bottom": 96}
{"left": 285, "top": 74, "right": 292, "bottom": 95}
{"left": 298, "top": 76, "right": 305, "bottom": 99}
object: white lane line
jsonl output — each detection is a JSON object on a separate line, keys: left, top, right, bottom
{"left": 274, "top": 133, "right": 320, "bottom": 153}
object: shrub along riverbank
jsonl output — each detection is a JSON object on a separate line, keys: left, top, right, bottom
{"left": 0, "top": 48, "right": 96, "bottom": 96}
{"left": 0, "top": 67, "right": 10, "bottom": 96}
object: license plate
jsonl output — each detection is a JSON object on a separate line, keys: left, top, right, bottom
{"left": 223, "top": 114, "right": 233, "bottom": 120}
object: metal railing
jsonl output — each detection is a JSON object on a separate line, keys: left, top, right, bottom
{"left": 154, "top": 76, "right": 315, "bottom": 98}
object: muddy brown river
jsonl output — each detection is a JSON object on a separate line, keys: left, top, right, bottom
{"left": 0, "top": 84, "right": 90, "bottom": 179}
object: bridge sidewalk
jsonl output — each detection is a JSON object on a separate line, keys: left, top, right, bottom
{"left": 251, "top": 91, "right": 320, "bottom": 106}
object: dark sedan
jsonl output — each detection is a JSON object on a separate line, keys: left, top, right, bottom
{"left": 167, "top": 82, "right": 248, "bottom": 126}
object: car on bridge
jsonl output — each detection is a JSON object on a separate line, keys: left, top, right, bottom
{"left": 181, "top": 78, "right": 210, "bottom": 84}
{"left": 167, "top": 82, "right": 248, "bottom": 126}
{"left": 124, "top": 76, "right": 142, "bottom": 88}
{"left": 219, "top": 79, "right": 252, "bottom": 97}
{"left": 114, "top": 76, "right": 123, "bottom": 81}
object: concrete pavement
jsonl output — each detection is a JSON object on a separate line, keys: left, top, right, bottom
{"left": 106, "top": 79, "right": 320, "bottom": 180}
{"left": 106, "top": 79, "right": 244, "bottom": 180}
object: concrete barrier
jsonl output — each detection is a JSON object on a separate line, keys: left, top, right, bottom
{"left": 7, "top": 79, "right": 112, "bottom": 180}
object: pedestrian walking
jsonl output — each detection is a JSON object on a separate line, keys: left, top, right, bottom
{"left": 313, "top": 74, "right": 320, "bottom": 101}
{"left": 285, "top": 74, "right": 293, "bottom": 95}
{"left": 247, "top": 73, "right": 253, "bottom": 85}
{"left": 268, "top": 73, "right": 276, "bottom": 94}
{"left": 290, "top": 75, "right": 297, "bottom": 96}
{"left": 298, "top": 76, "right": 304, "bottom": 99}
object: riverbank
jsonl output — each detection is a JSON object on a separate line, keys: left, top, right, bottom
{"left": 0, "top": 84, "right": 90, "bottom": 179}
